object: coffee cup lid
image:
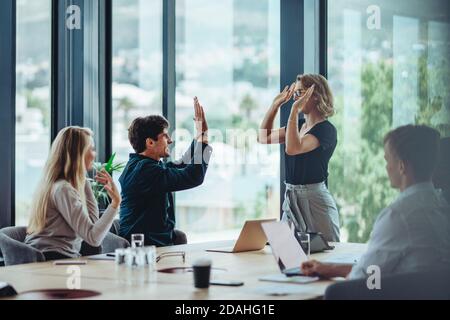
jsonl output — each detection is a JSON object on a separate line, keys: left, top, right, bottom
{"left": 193, "top": 258, "right": 212, "bottom": 267}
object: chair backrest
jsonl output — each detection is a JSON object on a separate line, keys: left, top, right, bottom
{"left": 324, "top": 269, "right": 450, "bottom": 300}
{"left": 0, "top": 227, "right": 27, "bottom": 262}
{"left": 0, "top": 226, "right": 129, "bottom": 264}
{"left": 0, "top": 226, "right": 27, "bottom": 243}
{"left": 0, "top": 228, "right": 45, "bottom": 266}
{"left": 0, "top": 227, "right": 28, "bottom": 266}
{"left": 80, "top": 232, "right": 130, "bottom": 256}
{"left": 110, "top": 219, "right": 121, "bottom": 236}
{"left": 100, "top": 232, "right": 130, "bottom": 254}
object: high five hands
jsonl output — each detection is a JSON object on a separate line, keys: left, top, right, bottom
{"left": 273, "top": 83, "right": 296, "bottom": 108}
{"left": 194, "top": 97, "right": 209, "bottom": 144}
{"left": 293, "top": 85, "right": 315, "bottom": 112}
{"left": 272, "top": 82, "right": 315, "bottom": 112}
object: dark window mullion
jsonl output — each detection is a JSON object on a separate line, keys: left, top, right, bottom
{"left": 163, "top": 0, "right": 176, "bottom": 132}
{"left": 52, "top": 0, "right": 85, "bottom": 141}
{"left": 103, "top": 0, "right": 113, "bottom": 163}
{"left": 51, "top": 0, "right": 60, "bottom": 141}
{"left": 162, "top": 0, "right": 176, "bottom": 208}
{"left": 319, "top": 0, "right": 328, "bottom": 78}
{"left": 0, "top": 0, "right": 16, "bottom": 227}
{"left": 280, "top": 0, "right": 305, "bottom": 218}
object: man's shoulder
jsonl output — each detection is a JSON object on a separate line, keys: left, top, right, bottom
{"left": 379, "top": 187, "right": 448, "bottom": 234}
{"left": 126, "top": 156, "right": 162, "bottom": 172}
{"left": 391, "top": 187, "right": 442, "bottom": 215}
{"left": 372, "top": 205, "right": 397, "bottom": 230}
{"left": 120, "top": 157, "right": 164, "bottom": 188}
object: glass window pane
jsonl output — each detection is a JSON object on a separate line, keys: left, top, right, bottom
{"left": 15, "top": 0, "right": 52, "bottom": 227}
{"left": 175, "top": 0, "right": 281, "bottom": 243}
{"left": 328, "top": 0, "right": 450, "bottom": 243}
{"left": 112, "top": 0, "right": 163, "bottom": 165}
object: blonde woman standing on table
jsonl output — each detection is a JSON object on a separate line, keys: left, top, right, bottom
{"left": 25, "top": 127, "right": 121, "bottom": 261}
{"left": 258, "top": 74, "right": 340, "bottom": 242}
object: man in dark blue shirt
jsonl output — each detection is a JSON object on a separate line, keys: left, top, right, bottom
{"left": 119, "top": 98, "right": 212, "bottom": 246}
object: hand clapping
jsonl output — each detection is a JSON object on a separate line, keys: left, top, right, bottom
{"left": 193, "top": 97, "right": 209, "bottom": 143}
{"left": 95, "top": 170, "right": 121, "bottom": 209}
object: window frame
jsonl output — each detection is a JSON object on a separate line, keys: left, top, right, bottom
{"left": 0, "top": 0, "right": 16, "bottom": 228}
{"left": 279, "top": 0, "right": 328, "bottom": 213}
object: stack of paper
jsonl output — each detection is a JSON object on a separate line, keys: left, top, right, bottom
{"left": 259, "top": 274, "right": 320, "bottom": 284}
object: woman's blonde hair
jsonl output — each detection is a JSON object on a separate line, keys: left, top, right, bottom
{"left": 27, "top": 127, "right": 94, "bottom": 234}
{"left": 298, "top": 74, "right": 335, "bottom": 118}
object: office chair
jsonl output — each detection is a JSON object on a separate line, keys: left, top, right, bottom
{"left": 324, "top": 269, "right": 450, "bottom": 300}
{"left": 0, "top": 226, "right": 129, "bottom": 266}
{"left": 0, "top": 227, "right": 45, "bottom": 266}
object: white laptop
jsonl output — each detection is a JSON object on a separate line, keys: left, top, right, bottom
{"left": 261, "top": 221, "right": 308, "bottom": 276}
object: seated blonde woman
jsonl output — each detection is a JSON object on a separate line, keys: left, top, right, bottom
{"left": 25, "top": 127, "right": 121, "bottom": 261}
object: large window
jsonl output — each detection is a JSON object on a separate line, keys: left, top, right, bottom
{"left": 15, "top": 0, "right": 52, "bottom": 226}
{"left": 328, "top": 0, "right": 450, "bottom": 242}
{"left": 175, "top": 0, "right": 281, "bottom": 242}
{"left": 112, "top": 0, "right": 163, "bottom": 165}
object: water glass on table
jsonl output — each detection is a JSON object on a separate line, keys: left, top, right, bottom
{"left": 131, "top": 234, "right": 145, "bottom": 248}
{"left": 297, "top": 232, "right": 311, "bottom": 259}
{"left": 143, "top": 246, "right": 157, "bottom": 270}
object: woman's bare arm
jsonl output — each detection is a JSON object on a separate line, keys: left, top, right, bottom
{"left": 285, "top": 108, "right": 320, "bottom": 155}
{"left": 285, "top": 86, "right": 321, "bottom": 155}
{"left": 258, "top": 84, "right": 295, "bottom": 145}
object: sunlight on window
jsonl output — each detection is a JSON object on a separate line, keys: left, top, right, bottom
{"left": 112, "top": 0, "right": 163, "bottom": 166}
{"left": 15, "top": 0, "right": 52, "bottom": 227}
{"left": 174, "top": 0, "right": 281, "bottom": 243}
{"left": 328, "top": 0, "right": 450, "bottom": 243}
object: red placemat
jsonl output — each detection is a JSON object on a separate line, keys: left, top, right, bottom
{"left": 18, "top": 289, "right": 101, "bottom": 300}
{"left": 157, "top": 267, "right": 227, "bottom": 274}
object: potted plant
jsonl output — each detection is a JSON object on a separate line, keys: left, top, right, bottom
{"left": 89, "top": 152, "right": 126, "bottom": 213}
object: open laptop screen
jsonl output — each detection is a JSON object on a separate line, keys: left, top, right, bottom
{"left": 262, "top": 221, "right": 308, "bottom": 274}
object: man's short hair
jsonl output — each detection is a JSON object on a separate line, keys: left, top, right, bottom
{"left": 384, "top": 125, "right": 441, "bottom": 182}
{"left": 128, "top": 116, "right": 169, "bottom": 153}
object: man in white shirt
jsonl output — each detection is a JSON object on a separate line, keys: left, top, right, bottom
{"left": 301, "top": 125, "right": 450, "bottom": 279}
{"left": 434, "top": 138, "right": 450, "bottom": 205}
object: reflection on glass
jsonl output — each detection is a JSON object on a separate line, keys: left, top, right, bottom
{"left": 328, "top": 0, "right": 450, "bottom": 243}
{"left": 175, "top": 0, "right": 281, "bottom": 243}
{"left": 15, "top": 0, "right": 52, "bottom": 226}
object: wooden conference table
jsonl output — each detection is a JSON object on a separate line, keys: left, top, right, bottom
{"left": 0, "top": 241, "right": 366, "bottom": 300}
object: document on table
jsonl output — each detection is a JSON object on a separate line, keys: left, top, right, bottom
{"left": 322, "top": 253, "right": 362, "bottom": 265}
{"left": 259, "top": 274, "right": 320, "bottom": 284}
{"left": 255, "top": 284, "right": 319, "bottom": 297}
{"left": 88, "top": 254, "right": 115, "bottom": 261}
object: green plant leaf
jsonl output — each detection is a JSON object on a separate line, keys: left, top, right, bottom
{"left": 90, "top": 151, "right": 124, "bottom": 205}
{"left": 111, "top": 162, "right": 126, "bottom": 172}
{"left": 104, "top": 153, "right": 116, "bottom": 174}
{"left": 93, "top": 162, "right": 104, "bottom": 172}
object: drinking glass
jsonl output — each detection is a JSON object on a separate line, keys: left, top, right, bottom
{"left": 115, "top": 248, "right": 127, "bottom": 265}
{"left": 143, "top": 246, "right": 157, "bottom": 270}
{"left": 125, "top": 248, "right": 139, "bottom": 268}
{"left": 297, "top": 232, "right": 311, "bottom": 259}
{"left": 131, "top": 234, "right": 145, "bottom": 248}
